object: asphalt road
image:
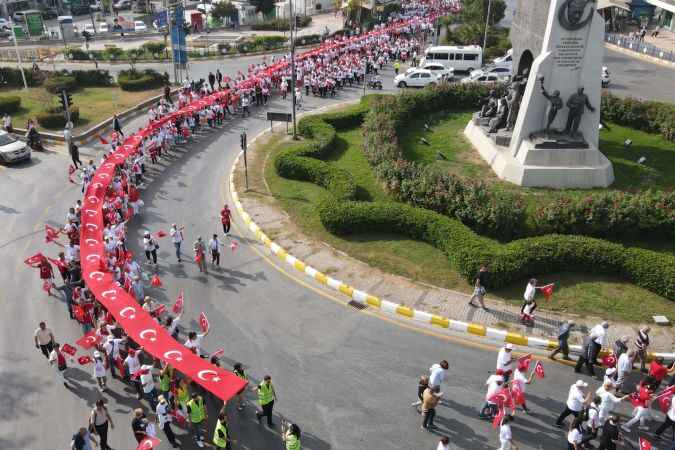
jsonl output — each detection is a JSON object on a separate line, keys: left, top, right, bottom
{"left": 0, "top": 71, "right": 664, "bottom": 450}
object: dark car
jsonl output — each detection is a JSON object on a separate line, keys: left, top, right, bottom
{"left": 42, "top": 8, "right": 58, "bottom": 19}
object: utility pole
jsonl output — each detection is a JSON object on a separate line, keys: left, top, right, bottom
{"left": 240, "top": 131, "right": 248, "bottom": 190}
{"left": 289, "top": 0, "right": 297, "bottom": 139}
{"left": 482, "top": 0, "right": 492, "bottom": 53}
{"left": 10, "top": 21, "right": 28, "bottom": 89}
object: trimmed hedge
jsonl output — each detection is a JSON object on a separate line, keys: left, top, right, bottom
{"left": 44, "top": 75, "right": 78, "bottom": 94}
{"left": 70, "top": 70, "right": 113, "bottom": 87}
{"left": 0, "top": 96, "right": 21, "bottom": 114}
{"left": 602, "top": 94, "right": 675, "bottom": 141}
{"left": 274, "top": 97, "right": 675, "bottom": 300}
{"left": 316, "top": 196, "right": 675, "bottom": 299}
{"left": 117, "top": 69, "right": 167, "bottom": 92}
{"left": 251, "top": 16, "right": 311, "bottom": 31}
{"left": 36, "top": 106, "right": 80, "bottom": 129}
{"left": 0, "top": 67, "right": 43, "bottom": 87}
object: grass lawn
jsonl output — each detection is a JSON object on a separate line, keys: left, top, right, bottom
{"left": 258, "top": 118, "right": 675, "bottom": 323}
{"left": 0, "top": 86, "right": 163, "bottom": 132}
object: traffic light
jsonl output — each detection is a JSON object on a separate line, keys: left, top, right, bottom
{"left": 59, "top": 90, "right": 73, "bottom": 110}
{"left": 295, "top": 15, "right": 301, "bottom": 27}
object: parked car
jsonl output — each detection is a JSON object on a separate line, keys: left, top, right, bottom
{"left": 12, "top": 11, "right": 27, "bottom": 22}
{"left": 134, "top": 20, "right": 147, "bottom": 32}
{"left": 394, "top": 68, "right": 440, "bottom": 88}
{"left": 113, "top": 0, "right": 132, "bottom": 10}
{"left": 98, "top": 22, "right": 109, "bottom": 33}
{"left": 469, "top": 66, "right": 511, "bottom": 80}
{"left": 41, "top": 7, "right": 58, "bottom": 20}
{"left": 0, "top": 18, "right": 10, "bottom": 30}
{"left": 0, "top": 131, "right": 31, "bottom": 164}
{"left": 83, "top": 23, "right": 96, "bottom": 34}
{"left": 90, "top": 1, "right": 103, "bottom": 11}
{"left": 416, "top": 62, "right": 454, "bottom": 81}
{"left": 492, "top": 48, "right": 513, "bottom": 68}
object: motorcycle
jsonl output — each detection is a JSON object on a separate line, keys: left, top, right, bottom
{"left": 368, "top": 77, "right": 383, "bottom": 90}
{"left": 26, "top": 128, "right": 44, "bottom": 151}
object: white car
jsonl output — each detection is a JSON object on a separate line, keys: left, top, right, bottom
{"left": 83, "top": 23, "right": 96, "bottom": 34}
{"left": 413, "top": 63, "right": 454, "bottom": 81}
{"left": 460, "top": 72, "right": 501, "bottom": 84}
{"left": 493, "top": 49, "right": 513, "bottom": 68}
{"left": 469, "top": 66, "right": 511, "bottom": 80}
{"left": 0, "top": 131, "right": 31, "bottom": 163}
{"left": 0, "top": 18, "right": 10, "bottom": 30}
{"left": 134, "top": 21, "right": 148, "bottom": 32}
{"left": 99, "top": 22, "right": 109, "bottom": 33}
{"left": 394, "top": 68, "right": 440, "bottom": 88}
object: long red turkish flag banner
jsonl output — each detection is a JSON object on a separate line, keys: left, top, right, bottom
{"left": 78, "top": 11, "right": 450, "bottom": 402}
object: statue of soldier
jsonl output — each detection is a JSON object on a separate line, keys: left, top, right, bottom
{"left": 488, "top": 98, "right": 509, "bottom": 133}
{"left": 539, "top": 77, "right": 564, "bottom": 136}
{"left": 479, "top": 90, "right": 499, "bottom": 118}
{"left": 506, "top": 68, "right": 529, "bottom": 131}
{"left": 564, "top": 87, "right": 595, "bottom": 137}
{"left": 567, "top": 0, "right": 592, "bottom": 26}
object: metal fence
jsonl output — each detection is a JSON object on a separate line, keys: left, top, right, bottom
{"left": 605, "top": 33, "right": 675, "bottom": 63}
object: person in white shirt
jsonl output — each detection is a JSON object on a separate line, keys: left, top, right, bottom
{"left": 124, "top": 348, "right": 143, "bottom": 399}
{"left": 496, "top": 343, "right": 514, "bottom": 381}
{"left": 567, "top": 417, "right": 584, "bottom": 450}
{"left": 92, "top": 350, "right": 108, "bottom": 391}
{"left": 589, "top": 321, "right": 609, "bottom": 358}
{"left": 143, "top": 231, "right": 158, "bottom": 265}
{"left": 497, "top": 414, "right": 515, "bottom": 450}
{"left": 616, "top": 350, "right": 635, "bottom": 393}
{"left": 156, "top": 395, "right": 179, "bottom": 448}
{"left": 581, "top": 397, "right": 601, "bottom": 445}
{"left": 208, "top": 233, "right": 222, "bottom": 267}
{"left": 429, "top": 360, "right": 449, "bottom": 389}
{"left": 184, "top": 329, "right": 210, "bottom": 357}
{"left": 480, "top": 374, "right": 505, "bottom": 419}
{"left": 140, "top": 364, "right": 158, "bottom": 409}
{"left": 103, "top": 335, "right": 124, "bottom": 379}
{"left": 165, "top": 313, "right": 182, "bottom": 339}
{"left": 556, "top": 380, "right": 590, "bottom": 427}
{"left": 597, "top": 384, "right": 627, "bottom": 425}
{"left": 437, "top": 436, "right": 450, "bottom": 450}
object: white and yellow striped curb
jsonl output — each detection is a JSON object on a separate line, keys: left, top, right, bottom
{"left": 227, "top": 114, "right": 675, "bottom": 361}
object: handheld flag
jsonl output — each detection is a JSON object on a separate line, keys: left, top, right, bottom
{"left": 534, "top": 361, "right": 545, "bottom": 379}
{"left": 659, "top": 395, "right": 672, "bottom": 413}
{"left": 98, "top": 134, "right": 109, "bottom": 145}
{"left": 150, "top": 274, "right": 162, "bottom": 288}
{"left": 154, "top": 230, "right": 167, "bottom": 238}
{"left": 61, "top": 343, "right": 77, "bottom": 356}
{"left": 47, "top": 257, "right": 68, "bottom": 270}
{"left": 172, "top": 292, "right": 184, "bottom": 314}
{"left": 75, "top": 330, "right": 101, "bottom": 349}
{"left": 199, "top": 312, "right": 209, "bottom": 333}
{"left": 602, "top": 354, "right": 617, "bottom": 368}
{"left": 230, "top": 241, "right": 238, "bottom": 252}
{"left": 639, "top": 437, "right": 652, "bottom": 450}
{"left": 492, "top": 407, "right": 505, "bottom": 429}
{"left": 136, "top": 436, "right": 161, "bottom": 450}
{"left": 540, "top": 283, "right": 554, "bottom": 300}
{"left": 24, "top": 253, "right": 44, "bottom": 267}
{"left": 517, "top": 353, "right": 532, "bottom": 370}
{"left": 78, "top": 355, "right": 93, "bottom": 365}
{"left": 68, "top": 165, "right": 77, "bottom": 183}
{"left": 45, "top": 225, "right": 61, "bottom": 243}
{"left": 212, "top": 348, "right": 225, "bottom": 358}
{"left": 153, "top": 304, "right": 166, "bottom": 316}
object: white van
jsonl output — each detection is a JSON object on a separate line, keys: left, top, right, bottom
{"left": 420, "top": 45, "right": 483, "bottom": 73}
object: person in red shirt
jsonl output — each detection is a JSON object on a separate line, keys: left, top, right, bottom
{"left": 220, "top": 205, "right": 231, "bottom": 235}
{"left": 622, "top": 378, "right": 654, "bottom": 432}
{"left": 649, "top": 357, "right": 675, "bottom": 390}
{"left": 38, "top": 256, "right": 55, "bottom": 295}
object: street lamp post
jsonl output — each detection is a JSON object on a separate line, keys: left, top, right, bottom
{"left": 482, "top": 0, "right": 492, "bottom": 53}
{"left": 289, "top": 0, "right": 297, "bottom": 139}
{"left": 10, "top": 21, "right": 28, "bottom": 90}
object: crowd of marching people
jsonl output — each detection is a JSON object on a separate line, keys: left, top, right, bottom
{"left": 26, "top": 1, "right": 459, "bottom": 450}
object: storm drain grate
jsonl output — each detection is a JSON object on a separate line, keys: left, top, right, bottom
{"left": 348, "top": 300, "right": 367, "bottom": 310}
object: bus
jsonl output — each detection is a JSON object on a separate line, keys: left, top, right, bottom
{"left": 420, "top": 45, "right": 483, "bottom": 73}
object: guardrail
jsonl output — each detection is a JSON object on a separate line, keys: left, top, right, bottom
{"left": 605, "top": 32, "right": 675, "bottom": 63}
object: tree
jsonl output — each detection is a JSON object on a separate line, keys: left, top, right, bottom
{"left": 461, "top": 0, "right": 506, "bottom": 28}
{"left": 141, "top": 42, "right": 166, "bottom": 59}
{"left": 212, "top": 1, "right": 239, "bottom": 23}
{"left": 126, "top": 48, "right": 145, "bottom": 71}
{"left": 249, "top": 0, "right": 275, "bottom": 16}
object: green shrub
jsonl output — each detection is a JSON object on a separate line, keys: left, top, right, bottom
{"left": 296, "top": 34, "right": 322, "bottom": 46}
{"left": 70, "top": 70, "right": 113, "bottom": 87}
{"left": 141, "top": 42, "right": 166, "bottom": 57}
{"left": 65, "top": 47, "right": 91, "bottom": 60}
{"left": 251, "top": 16, "right": 311, "bottom": 30}
{"left": 0, "top": 67, "right": 43, "bottom": 87}
{"left": 44, "top": 74, "right": 78, "bottom": 94}
{"left": 117, "top": 69, "right": 167, "bottom": 91}
{"left": 0, "top": 96, "right": 21, "bottom": 114}
{"left": 316, "top": 197, "right": 675, "bottom": 299}
{"left": 601, "top": 94, "right": 675, "bottom": 141}
{"left": 36, "top": 106, "right": 80, "bottom": 129}
{"left": 103, "top": 46, "right": 124, "bottom": 60}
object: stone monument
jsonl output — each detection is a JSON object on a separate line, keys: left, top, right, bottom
{"left": 464, "top": 0, "right": 614, "bottom": 188}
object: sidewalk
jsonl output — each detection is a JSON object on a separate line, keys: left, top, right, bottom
{"left": 234, "top": 109, "right": 675, "bottom": 354}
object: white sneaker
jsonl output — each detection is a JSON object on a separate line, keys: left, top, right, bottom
{"left": 196, "top": 440, "right": 204, "bottom": 448}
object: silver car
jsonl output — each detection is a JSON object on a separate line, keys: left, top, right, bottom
{"left": 0, "top": 131, "right": 31, "bottom": 163}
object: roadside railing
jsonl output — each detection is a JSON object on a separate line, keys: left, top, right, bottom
{"left": 605, "top": 32, "right": 675, "bottom": 63}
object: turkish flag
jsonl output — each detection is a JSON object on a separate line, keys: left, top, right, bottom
{"left": 492, "top": 407, "right": 505, "bottom": 429}
{"left": 98, "top": 134, "right": 109, "bottom": 145}
{"left": 640, "top": 437, "right": 652, "bottom": 450}
{"left": 195, "top": 253, "right": 202, "bottom": 264}
{"left": 212, "top": 348, "right": 224, "bottom": 358}
{"left": 68, "top": 165, "right": 77, "bottom": 183}
{"left": 150, "top": 275, "right": 162, "bottom": 288}
{"left": 154, "top": 304, "right": 166, "bottom": 316}
{"left": 199, "top": 312, "right": 209, "bottom": 333}
{"left": 540, "top": 284, "right": 554, "bottom": 300}
{"left": 24, "top": 253, "right": 44, "bottom": 267}
{"left": 42, "top": 280, "right": 53, "bottom": 293}
{"left": 534, "top": 361, "right": 545, "bottom": 379}
{"left": 511, "top": 380, "right": 526, "bottom": 406}
{"left": 230, "top": 241, "right": 238, "bottom": 252}
{"left": 76, "top": 330, "right": 101, "bottom": 349}
{"left": 659, "top": 395, "right": 672, "bottom": 413}
{"left": 48, "top": 257, "right": 68, "bottom": 270}
{"left": 517, "top": 353, "right": 532, "bottom": 369}
{"left": 154, "top": 230, "right": 167, "bottom": 238}
{"left": 61, "top": 343, "right": 77, "bottom": 356}
{"left": 172, "top": 292, "right": 184, "bottom": 314}
{"left": 131, "top": 367, "right": 150, "bottom": 380}
{"left": 602, "top": 354, "right": 617, "bottom": 368}
{"left": 78, "top": 355, "right": 93, "bottom": 365}
{"left": 45, "top": 224, "right": 61, "bottom": 243}
{"left": 136, "top": 436, "right": 161, "bottom": 450}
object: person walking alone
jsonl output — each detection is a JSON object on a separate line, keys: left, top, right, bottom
{"left": 70, "top": 143, "right": 83, "bottom": 169}
{"left": 220, "top": 205, "right": 231, "bottom": 235}
{"left": 255, "top": 375, "right": 277, "bottom": 427}
{"left": 209, "top": 234, "right": 222, "bottom": 267}
{"left": 90, "top": 399, "right": 114, "bottom": 450}
{"left": 170, "top": 223, "right": 184, "bottom": 262}
{"left": 49, "top": 343, "right": 70, "bottom": 388}
{"left": 112, "top": 114, "right": 123, "bottom": 137}
{"left": 34, "top": 321, "right": 55, "bottom": 359}
{"left": 635, "top": 326, "right": 650, "bottom": 372}
{"left": 143, "top": 231, "right": 158, "bottom": 265}
{"left": 467, "top": 265, "right": 489, "bottom": 310}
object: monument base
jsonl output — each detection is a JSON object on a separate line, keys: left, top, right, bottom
{"left": 464, "top": 121, "right": 614, "bottom": 189}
